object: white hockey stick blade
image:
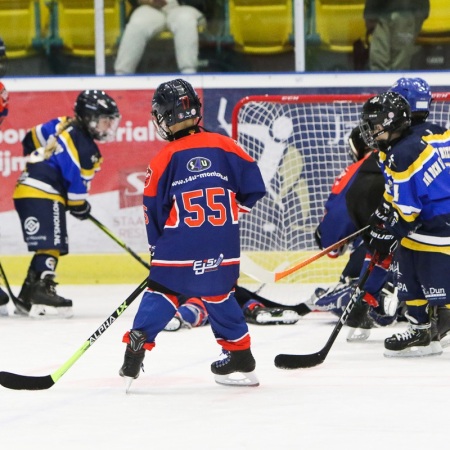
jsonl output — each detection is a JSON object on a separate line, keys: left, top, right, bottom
{"left": 240, "top": 254, "right": 276, "bottom": 283}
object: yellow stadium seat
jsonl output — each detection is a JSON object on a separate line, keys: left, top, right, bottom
{"left": 49, "top": 0, "right": 125, "bottom": 57}
{"left": 417, "top": 0, "right": 450, "bottom": 44}
{"left": 227, "top": 0, "right": 293, "bottom": 54}
{"left": 313, "top": 0, "right": 366, "bottom": 52}
{"left": 0, "top": 0, "right": 46, "bottom": 58}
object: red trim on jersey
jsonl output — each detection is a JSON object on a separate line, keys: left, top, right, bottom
{"left": 330, "top": 152, "right": 372, "bottom": 195}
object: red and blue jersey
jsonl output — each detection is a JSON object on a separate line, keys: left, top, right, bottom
{"left": 316, "top": 154, "right": 370, "bottom": 254}
{"left": 144, "top": 130, "right": 266, "bottom": 297}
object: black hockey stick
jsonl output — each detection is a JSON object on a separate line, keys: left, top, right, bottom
{"left": 0, "top": 261, "right": 28, "bottom": 313}
{"left": 0, "top": 278, "right": 148, "bottom": 390}
{"left": 274, "top": 252, "right": 379, "bottom": 369}
{"left": 88, "top": 214, "right": 151, "bottom": 270}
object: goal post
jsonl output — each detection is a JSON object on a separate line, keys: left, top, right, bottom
{"left": 233, "top": 93, "right": 450, "bottom": 284}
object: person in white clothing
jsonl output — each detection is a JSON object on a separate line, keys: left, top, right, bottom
{"left": 114, "top": 0, "right": 205, "bottom": 75}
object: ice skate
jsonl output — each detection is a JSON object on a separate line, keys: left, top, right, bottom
{"left": 0, "top": 288, "right": 9, "bottom": 316}
{"left": 384, "top": 322, "right": 441, "bottom": 357}
{"left": 211, "top": 348, "right": 259, "bottom": 387}
{"left": 346, "top": 302, "right": 373, "bottom": 342}
{"left": 119, "top": 329, "right": 147, "bottom": 392}
{"left": 437, "top": 306, "right": 450, "bottom": 348}
{"left": 17, "top": 271, "right": 73, "bottom": 318}
{"left": 245, "top": 305, "right": 299, "bottom": 325}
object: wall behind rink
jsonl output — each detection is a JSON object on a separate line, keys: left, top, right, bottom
{"left": 1, "top": 72, "right": 450, "bottom": 259}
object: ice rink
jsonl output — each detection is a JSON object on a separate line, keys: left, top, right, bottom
{"left": 1, "top": 282, "right": 449, "bottom": 450}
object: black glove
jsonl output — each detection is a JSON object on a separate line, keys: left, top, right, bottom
{"left": 365, "top": 225, "right": 399, "bottom": 260}
{"left": 69, "top": 201, "right": 91, "bottom": 220}
{"left": 368, "top": 201, "right": 391, "bottom": 228}
{"left": 314, "top": 226, "right": 323, "bottom": 249}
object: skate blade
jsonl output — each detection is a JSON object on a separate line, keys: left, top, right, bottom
{"left": 256, "top": 310, "right": 299, "bottom": 325}
{"left": 214, "top": 371, "right": 260, "bottom": 387}
{"left": 384, "top": 343, "right": 443, "bottom": 358}
{"left": 123, "top": 376, "right": 135, "bottom": 393}
{"left": 29, "top": 305, "right": 73, "bottom": 319}
{"left": 346, "top": 326, "right": 371, "bottom": 342}
{"left": 0, "top": 304, "right": 8, "bottom": 317}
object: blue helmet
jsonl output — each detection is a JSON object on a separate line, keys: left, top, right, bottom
{"left": 389, "top": 77, "right": 432, "bottom": 116}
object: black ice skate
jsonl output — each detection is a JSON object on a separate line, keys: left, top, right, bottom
{"left": 384, "top": 322, "right": 438, "bottom": 357}
{"left": 0, "top": 287, "right": 9, "bottom": 316}
{"left": 119, "top": 329, "right": 147, "bottom": 392}
{"left": 346, "top": 301, "right": 374, "bottom": 342}
{"left": 244, "top": 305, "right": 299, "bottom": 325}
{"left": 437, "top": 306, "right": 450, "bottom": 348}
{"left": 19, "top": 272, "right": 73, "bottom": 318}
{"left": 211, "top": 348, "right": 259, "bottom": 387}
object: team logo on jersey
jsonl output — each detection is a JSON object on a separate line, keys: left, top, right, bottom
{"left": 24, "top": 216, "right": 40, "bottom": 235}
{"left": 144, "top": 166, "right": 152, "bottom": 188}
{"left": 193, "top": 254, "right": 224, "bottom": 275}
{"left": 187, "top": 157, "right": 211, "bottom": 172}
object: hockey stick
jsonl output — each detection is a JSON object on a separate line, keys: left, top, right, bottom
{"left": 274, "top": 252, "right": 379, "bottom": 369}
{"left": 88, "top": 214, "right": 151, "bottom": 270}
{"left": 0, "top": 261, "right": 26, "bottom": 313}
{"left": 0, "top": 278, "right": 148, "bottom": 390}
{"left": 241, "top": 225, "right": 369, "bottom": 284}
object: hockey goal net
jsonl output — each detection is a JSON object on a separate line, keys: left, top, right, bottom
{"left": 233, "top": 93, "right": 450, "bottom": 284}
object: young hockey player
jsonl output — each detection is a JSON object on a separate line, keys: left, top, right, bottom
{"left": 310, "top": 77, "right": 449, "bottom": 342}
{"left": 119, "top": 78, "right": 266, "bottom": 389}
{"left": 13, "top": 90, "right": 121, "bottom": 318}
{"left": 163, "top": 283, "right": 310, "bottom": 331}
{"left": 361, "top": 90, "right": 450, "bottom": 357}
{"left": 0, "top": 37, "right": 9, "bottom": 315}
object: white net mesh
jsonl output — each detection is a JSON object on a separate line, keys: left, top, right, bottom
{"left": 234, "top": 94, "right": 450, "bottom": 284}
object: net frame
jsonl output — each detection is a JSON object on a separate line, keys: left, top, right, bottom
{"left": 232, "top": 93, "right": 450, "bottom": 284}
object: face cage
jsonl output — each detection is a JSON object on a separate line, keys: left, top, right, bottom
{"left": 88, "top": 115, "right": 121, "bottom": 142}
{"left": 152, "top": 113, "right": 173, "bottom": 141}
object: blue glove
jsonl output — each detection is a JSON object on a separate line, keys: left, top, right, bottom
{"left": 69, "top": 201, "right": 91, "bottom": 220}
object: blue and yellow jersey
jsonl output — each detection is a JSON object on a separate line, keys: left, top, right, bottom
{"left": 13, "top": 117, "right": 102, "bottom": 208}
{"left": 144, "top": 129, "right": 266, "bottom": 297}
{"left": 379, "top": 121, "right": 450, "bottom": 253}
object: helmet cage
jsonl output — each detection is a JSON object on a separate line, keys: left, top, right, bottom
{"left": 74, "top": 90, "right": 121, "bottom": 142}
{"left": 359, "top": 92, "right": 411, "bottom": 152}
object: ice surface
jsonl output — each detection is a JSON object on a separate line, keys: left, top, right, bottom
{"left": 0, "top": 283, "right": 449, "bottom": 450}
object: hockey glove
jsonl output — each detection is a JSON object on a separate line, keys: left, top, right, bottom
{"left": 364, "top": 225, "right": 399, "bottom": 261}
{"left": 69, "top": 201, "right": 91, "bottom": 220}
{"left": 368, "top": 201, "right": 391, "bottom": 228}
{"left": 314, "top": 226, "right": 323, "bottom": 249}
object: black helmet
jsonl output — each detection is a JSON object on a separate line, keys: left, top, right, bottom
{"left": 151, "top": 78, "right": 202, "bottom": 141}
{"left": 74, "top": 90, "right": 121, "bottom": 142}
{"left": 359, "top": 91, "right": 411, "bottom": 152}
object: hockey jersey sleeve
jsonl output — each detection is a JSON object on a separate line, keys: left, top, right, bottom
{"left": 380, "top": 132, "right": 450, "bottom": 238}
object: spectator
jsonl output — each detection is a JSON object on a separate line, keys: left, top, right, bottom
{"left": 115, "top": 0, "right": 206, "bottom": 75}
{"left": 364, "top": 0, "right": 429, "bottom": 70}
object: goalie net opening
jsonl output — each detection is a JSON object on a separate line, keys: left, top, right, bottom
{"left": 233, "top": 93, "right": 450, "bottom": 284}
